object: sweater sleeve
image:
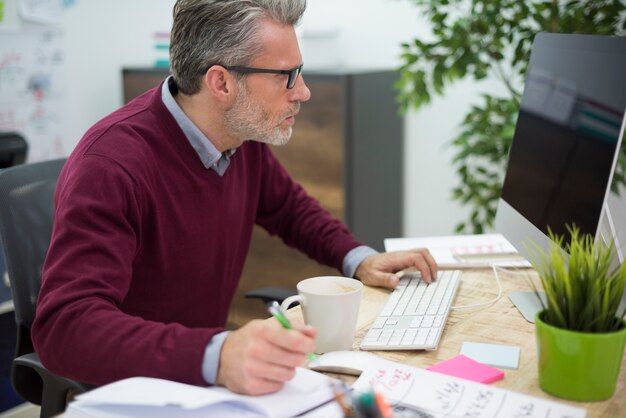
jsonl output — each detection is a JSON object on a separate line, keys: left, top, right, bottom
{"left": 32, "top": 156, "right": 218, "bottom": 386}
{"left": 255, "top": 146, "right": 363, "bottom": 271}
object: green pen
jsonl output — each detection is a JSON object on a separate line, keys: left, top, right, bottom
{"left": 268, "top": 301, "right": 316, "bottom": 361}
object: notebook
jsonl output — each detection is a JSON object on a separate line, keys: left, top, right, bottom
{"left": 64, "top": 368, "right": 334, "bottom": 418}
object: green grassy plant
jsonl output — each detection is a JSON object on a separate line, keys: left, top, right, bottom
{"left": 528, "top": 227, "right": 626, "bottom": 333}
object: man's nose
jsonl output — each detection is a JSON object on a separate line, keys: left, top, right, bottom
{"left": 291, "top": 75, "right": 311, "bottom": 103}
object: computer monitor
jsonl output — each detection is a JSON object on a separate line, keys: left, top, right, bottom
{"left": 494, "top": 33, "right": 626, "bottom": 267}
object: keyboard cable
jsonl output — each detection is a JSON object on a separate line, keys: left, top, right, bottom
{"left": 449, "top": 263, "right": 503, "bottom": 310}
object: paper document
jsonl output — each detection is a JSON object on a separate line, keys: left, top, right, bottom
{"left": 352, "top": 355, "right": 586, "bottom": 418}
{"left": 64, "top": 367, "right": 334, "bottom": 418}
{"left": 384, "top": 234, "right": 531, "bottom": 268}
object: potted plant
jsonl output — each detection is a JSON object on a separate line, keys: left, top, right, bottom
{"left": 528, "top": 227, "right": 626, "bottom": 401}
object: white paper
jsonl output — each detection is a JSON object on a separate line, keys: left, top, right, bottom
{"left": 384, "top": 234, "right": 531, "bottom": 268}
{"left": 0, "top": 30, "right": 68, "bottom": 162}
{"left": 298, "top": 401, "right": 344, "bottom": 418}
{"left": 351, "top": 356, "right": 586, "bottom": 418}
{"left": 19, "top": 0, "right": 63, "bottom": 25}
{"left": 67, "top": 368, "right": 334, "bottom": 418}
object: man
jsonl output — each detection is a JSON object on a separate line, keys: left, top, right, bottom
{"left": 32, "top": 0, "right": 437, "bottom": 395}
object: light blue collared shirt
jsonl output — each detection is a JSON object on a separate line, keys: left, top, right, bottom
{"left": 160, "top": 77, "right": 378, "bottom": 384}
{"left": 161, "top": 76, "right": 235, "bottom": 175}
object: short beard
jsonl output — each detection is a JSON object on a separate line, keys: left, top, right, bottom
{"left": 224, "top": 81, "right": 296, "bottom": 146}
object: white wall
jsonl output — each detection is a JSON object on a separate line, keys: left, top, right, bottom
{"left": 303, "top": 0, "right": 505, "bottom": 237}
{"left": 60, "top": 0, "right": 176, "bottom": 143}
{"left": 2, "top": 0, "right": 509, "bottom": 238}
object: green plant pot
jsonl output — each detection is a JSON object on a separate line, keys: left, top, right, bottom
{"left": 535, "top": 310, "right": 626, "bottom": 401}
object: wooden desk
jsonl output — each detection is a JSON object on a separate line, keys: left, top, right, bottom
{"left": 55, "top": 270, "right": 624, "bottom": 418}
{"left": 335, "top": 270, "right": 625, "bottom": 417}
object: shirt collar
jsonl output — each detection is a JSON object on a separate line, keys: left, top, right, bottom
{"left": 161, "top": 76, "right": 235, "bottom": 173}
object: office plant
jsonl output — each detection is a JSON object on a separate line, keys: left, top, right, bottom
{"left": 527, "top": 226, "right": 626, "bottom": 401}
{"left": 396, "top": 0, "right": 626, "bottom": 233}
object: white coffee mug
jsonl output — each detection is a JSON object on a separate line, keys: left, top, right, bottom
{"left": 281, "top": 276, "right": 363, "bottom": 354}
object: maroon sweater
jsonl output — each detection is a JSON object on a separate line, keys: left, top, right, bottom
{"left": 32, "top": 84, "right": 362, "bottom": 386}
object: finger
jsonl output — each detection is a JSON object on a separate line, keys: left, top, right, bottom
{"left": 217, "top": 322, "right": 295, "bottom": 394}
{"left": 414, "top": 257, "right": 436, "bottom": 283}
{"left": 399, "top": 248, "right": 437, "bottom": 283}
{"left": 291, "top": 323, "right": 317, "bottom": 338}
{"left": 246, "top": 357, "right": 297, "bottom": 384}
{"left": 381, "top": 272, "right": 400, "bottom": 289}
{"left": 262, "top": 320, "right": 315, "bottom": 362}
{"left": 241, "top": 337, "right": 307, "bottom": 382}
{"left": 363, "top": 271, "right": 400, "bottom": 289}
{"left": 420, "top": 249, "right": 438, "bottom": 279}
{"left": 240, "top": 376, "right": 285, "bottom": 396}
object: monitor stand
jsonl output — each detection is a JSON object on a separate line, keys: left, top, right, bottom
{"left": 508, "top": 291, "right": 546, "bottom": 323}
{"left": 600, "top": 198, "right": 625, "bottom": 270}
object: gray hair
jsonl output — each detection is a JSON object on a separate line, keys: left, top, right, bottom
{"left": 170, "top": 0, "right": 306, "bottom": 95}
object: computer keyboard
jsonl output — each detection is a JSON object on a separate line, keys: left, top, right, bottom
{"left": 360, "top": 270, "right": 462, "bottom": 351}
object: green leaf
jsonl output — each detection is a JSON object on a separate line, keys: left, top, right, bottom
{"left": 528, "top": 226, "right": 626, "bottom": 332}
{"left": 397, "top": 0, "right": 626, "bottom": 233}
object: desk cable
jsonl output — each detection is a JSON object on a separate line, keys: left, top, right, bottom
{"left": 450, "top": 263, "right": 503, "bottom": 310}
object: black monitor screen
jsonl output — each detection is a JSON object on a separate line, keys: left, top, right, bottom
{"left": 500, "top": 33, "right": 626, "bottom": 243}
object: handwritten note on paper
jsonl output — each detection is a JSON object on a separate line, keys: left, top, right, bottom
{"left": 352, "top": 357, "right": 586, "bottom": 418}
{"left": 0, "top": 31, "right": 68, "bottom": 162}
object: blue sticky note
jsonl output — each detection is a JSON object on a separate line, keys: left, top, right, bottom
{"left": 460, "top": 342, "right": 520, "bottom": 369}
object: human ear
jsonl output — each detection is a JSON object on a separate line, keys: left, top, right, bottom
{"left": 203, "top": 65, "right": 236, "bottom": 104}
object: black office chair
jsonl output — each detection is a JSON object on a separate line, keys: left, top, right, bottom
{"left": 245, "top": 287, "right": 297, "bottom": 306}
{"left": 0, "top": 132, "right": 28, "bottom": 168}
{"left": 0, "top": 158, "right": 90, "bottom": 418}
{"left": 0, "top": 158, "right": 292, "bottom": 415}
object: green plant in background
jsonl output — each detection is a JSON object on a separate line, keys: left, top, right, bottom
{"left": 528, "top": 226, "right": 626, "bottom": 332}
{"left": 397, "top": 0, "right": 626, "bottom": 233}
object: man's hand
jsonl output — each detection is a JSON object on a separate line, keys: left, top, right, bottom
{"left": 355, "top": 249, "right": 438, "bottom": 289}
{"left": 216, "top": 318, "right": 316, "bottom": 395}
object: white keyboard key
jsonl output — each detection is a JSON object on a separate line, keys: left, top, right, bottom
{"left": 372, "top": 318, "right": 386, "bottom": 328}
{"left": 416, "top": 328, "right": 430, "bottom": 341}
{"left": 392, "top": 329, "right": 405, "bottom": 338}
{"left": 368, "top": 329, "right": 382, "bottom": 339}
{"left": 410, "top": 316, "right": 423, "bottom": 327}
{"left": 414, "top": 334, "right": 427, "bottom": 345}
{"left": 360, "top": 270, "right": 462, "bottom": 351}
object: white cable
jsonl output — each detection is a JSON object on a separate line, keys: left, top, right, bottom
{"left": 450, "top": 263, "right": 503, "bottom": 310}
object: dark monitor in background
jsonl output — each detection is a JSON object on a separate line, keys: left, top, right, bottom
{"left": 495, "top": 33, "right": 626, "bottom": 270}
{"left": 0, "top": 132, "right": 28, "bottom": 169}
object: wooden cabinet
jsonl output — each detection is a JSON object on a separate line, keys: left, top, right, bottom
{"left": 122, "top": 68, "right": 404, "bottom": 326}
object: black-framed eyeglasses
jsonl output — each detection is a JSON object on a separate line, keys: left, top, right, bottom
{"left": 224, "top": 63, "right": 303, "bottom": 89}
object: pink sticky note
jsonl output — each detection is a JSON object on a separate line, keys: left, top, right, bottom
{"left": 427, "top": 354, "right": 504, "bottom": 384}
